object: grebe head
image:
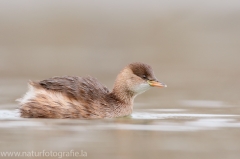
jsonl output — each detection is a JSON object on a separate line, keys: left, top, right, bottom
{"left": 113, "top": 62, "right": 167, "bottom": 99}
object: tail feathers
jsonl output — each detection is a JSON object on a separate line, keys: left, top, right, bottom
{"left": 17, "top": 81, "right": 37, "bottom": 105}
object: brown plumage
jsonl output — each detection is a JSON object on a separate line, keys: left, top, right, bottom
{"left": 18, "top": 62, "right": 166, "bottom": 119}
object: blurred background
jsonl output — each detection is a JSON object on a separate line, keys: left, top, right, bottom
{"left": 1, "top": 0, "right": 240, "bottom": 102}
{"left": 0, "top": 1, "right": 240, "bottom": 159}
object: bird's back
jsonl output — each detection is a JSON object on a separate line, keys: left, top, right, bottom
{"left": 39, "top": 76, "right": 110, "bottom": 102}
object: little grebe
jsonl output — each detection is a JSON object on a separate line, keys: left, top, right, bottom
{"left": 18, "top": 62, "right": 166, "bottom": 119}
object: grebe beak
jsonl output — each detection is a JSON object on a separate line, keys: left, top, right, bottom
{"left": 147, "top": 80, "right": 167, "bottom": 88}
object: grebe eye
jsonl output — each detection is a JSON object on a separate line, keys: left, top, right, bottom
{"left": 142, "top": 75, "right": 147, "bottom": 79}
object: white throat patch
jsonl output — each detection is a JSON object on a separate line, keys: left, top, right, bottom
{"left": 132, "top": 83, "right": 151, "bottom": 96}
